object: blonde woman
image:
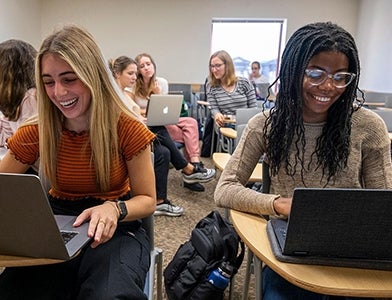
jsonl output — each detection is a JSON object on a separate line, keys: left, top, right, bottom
{"left": 0, "top": 25, "right": 155, "bottom": 299}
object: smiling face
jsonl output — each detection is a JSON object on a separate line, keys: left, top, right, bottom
{"left": 302, "top": 51, "right": 349, "bottom": 123}
{"left": 41, "top": 53, "right": 92, "bottom": 131}
{"left": 116, "top": 62, "right": 137, "bottom": 89}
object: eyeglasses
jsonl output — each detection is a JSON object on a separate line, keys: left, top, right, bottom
{"left": 304, "top": 69, "right": 356, "bottom": 88}
{"left": 210, "top": 63, "right": 225, "bottom": 70}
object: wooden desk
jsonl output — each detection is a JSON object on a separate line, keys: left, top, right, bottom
{"left": 219, "top": 127, "right": 237, "bottom": 139}
{"left": 230, "top": 210, "right": 392, "bottom": 298}
{"left": 0, "top": 254, "right": 63, "bottom": 267}
{"left": 212, "top": 152, "right": 262, "bottom": 182}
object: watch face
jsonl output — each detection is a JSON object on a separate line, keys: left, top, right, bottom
{"left": 117, "top": 201, "right": 127, "bottom": 220}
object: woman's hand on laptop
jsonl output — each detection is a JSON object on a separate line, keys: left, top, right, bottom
{"left": 73, "top": 201, "right": 119, "bottom": 248}
{"left": 273, "top": 197, "right": 292, "bottom": 217}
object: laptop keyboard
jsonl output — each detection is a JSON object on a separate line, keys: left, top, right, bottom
{"left": 61, "top": 231, "right": 78, "bottom": 244}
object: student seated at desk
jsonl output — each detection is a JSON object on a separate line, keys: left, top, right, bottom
{"left": 214, "top": 21, "right": 392, "bottom": 300}
{"left": 0, "top": 25, "right": 156, "bottom": 300}
{"left": 131, "top": 53, "right": 215, "bottom": 197}
{"left": 207, "top": 50, "right": 257, "bottom": 128}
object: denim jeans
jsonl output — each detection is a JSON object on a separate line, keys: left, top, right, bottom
{"left": 262, "top": 267, "right": 369, "bottom": 300}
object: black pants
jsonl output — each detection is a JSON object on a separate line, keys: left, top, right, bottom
{"left": 0, "top": 198, "right": 150, "bottom": 300}
{"left": 151, "top": 126, "right": 188, "bottom": 200}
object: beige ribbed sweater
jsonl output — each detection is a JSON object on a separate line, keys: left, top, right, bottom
{"left": 214, "top": 107, "right": 392, "bottom": 217}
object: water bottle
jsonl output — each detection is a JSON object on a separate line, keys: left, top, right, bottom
{"left": 207, "top": 262, "right": 232, "bottom": 290}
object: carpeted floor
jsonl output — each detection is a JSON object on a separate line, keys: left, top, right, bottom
{"left": 154, "top": 157, "right": 256, "bottom": 299}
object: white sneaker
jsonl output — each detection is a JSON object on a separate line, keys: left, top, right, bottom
{"left": 182, "top": 162, "right": 216, "bottom": 184}
{"left": 154, "top": 199, "right": 184, "bottom": 217}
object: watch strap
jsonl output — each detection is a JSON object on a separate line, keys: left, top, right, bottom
{"left": 116, "top": 200, "right": 128, "bottom": 221}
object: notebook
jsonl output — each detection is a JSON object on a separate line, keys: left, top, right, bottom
{"left": 146, "top": 94, "right": 183, "bottom": 126}
{"left": 0, "top": 173, "right": 91, "bottom": 260}
{"left": 266, "top": 188, "right": 392, "bottom": 270}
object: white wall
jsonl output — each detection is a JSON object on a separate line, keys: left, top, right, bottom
{"left": 357, "top": 0, "right": 392, "bottom": 92}
{"left": 37, "top": 0, "right": 359, "bottom": 84}
{"left": 0, "top": 0, "right": 41, "bottom": 48}
{"left": 2, "top": 0, "right": 390, "bottom": 92}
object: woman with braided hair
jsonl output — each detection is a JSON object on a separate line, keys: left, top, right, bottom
{"left": 215, "top": 21, "right": 392, "bottom": 299}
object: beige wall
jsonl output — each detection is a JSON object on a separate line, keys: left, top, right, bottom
{"left": 357, "top": 0, "right": 392, "bottom": 92}
{"left": 0, "top": 0, "right": 41, "bottom": 48}
{"left": 1, "top": 0, "right": 390, "bottom": 92}
{"left": 38, "top": 0, "right": 360, "bottom": 84}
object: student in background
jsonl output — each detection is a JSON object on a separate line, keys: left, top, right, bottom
{"left": 0, "top": 25, "right": 156, "bottom": 299}
{"left": 108, "top": 55, "right": 141, "bottom": 116}
{"left": 248, "top": 61, "right": 269, "bottom": 84}
{"left": 207, "top": 50, "right": 257, "bottom": 128}
{"left": 109, "top": 55, "right": 184, "bottom": 216}
{"left": 109, "top": 56, "right": 197, "bottom": 221}
{"left": 0, "top": 39, "right": 38, "bottom": 148}
{"left": 214, "top": 21, "right": 392, "bottom": 299}
{"left": 131, "top": 53, "right": 215, "bottom": 195}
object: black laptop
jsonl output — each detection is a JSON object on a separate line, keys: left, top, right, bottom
{"left": 267, "top": 188, "right": 392, "bottom": 270}
{"left": 0, "top": 173, "right": 91, "bottom": 260}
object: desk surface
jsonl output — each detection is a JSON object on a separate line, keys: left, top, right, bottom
{"left": 0, "top": 254, "right": 63, "bottom": 267}
{"left": 230, "top": 210, "right": 392, "bottom": 297}
{"left": 212, "top": 152, "right": 262, "bottom": 182}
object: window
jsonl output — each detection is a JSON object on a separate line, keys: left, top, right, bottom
{"left": 211, "top": 18, "right": 286, "bottom": 85}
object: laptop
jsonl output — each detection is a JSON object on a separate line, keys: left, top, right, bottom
{"left": 0, "top": 173, "right": 91, "bottom": 260}
{"left": 267, "top": 188, "right": 392, "bottom": 270}
{"left": 256, "top": 83, "right": 270, "bottom": 99}
{"left": 146, "top": 94, "right": 183, "bottom": 126}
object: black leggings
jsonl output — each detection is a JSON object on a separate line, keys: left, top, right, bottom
{"left": 151, "top": 126, "right": 188, "bottom": 200}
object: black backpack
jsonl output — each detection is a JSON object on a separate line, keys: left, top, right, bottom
{"left": 164, "top": 210, "right": 245, "bottom": 300}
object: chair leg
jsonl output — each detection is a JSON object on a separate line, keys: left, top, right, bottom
{"left": 156, "top": 248, "right": 163, "bottom": 300}
{"left": 254, "top": 257, "right": 263, "bottom": 300}
{"left": 242, "top": 249, "right": 254, "bottom": 300}
{"left": 228, "top": 274, "right": 235, "bottom": 300}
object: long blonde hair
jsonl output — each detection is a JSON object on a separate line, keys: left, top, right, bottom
{"left": 35, "top": 25, "right": 139, "bottom": 191}
{"left": 209, "top": 50, "right": 237, "bottom": 88}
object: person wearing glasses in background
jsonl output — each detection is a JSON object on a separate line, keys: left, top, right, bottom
{"left": 215, "top": 21, "right": 392, "bottom": 299}
{"left": 207, "top": 50, "right": 257, "bottom": 128}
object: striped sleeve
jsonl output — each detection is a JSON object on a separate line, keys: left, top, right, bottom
{"left": 6, "top": 124, "right": 39, "bottom": 165}
{"left": 118, "top": 113, "right": 156, "bottom": 160}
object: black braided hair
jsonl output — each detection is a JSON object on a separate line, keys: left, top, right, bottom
{"left": 263, "top": 22, "right": 361, "bottom": 184}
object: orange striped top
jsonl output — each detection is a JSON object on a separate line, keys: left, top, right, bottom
{"left": 7, "top": 113, "right": 155, "bottom": 201}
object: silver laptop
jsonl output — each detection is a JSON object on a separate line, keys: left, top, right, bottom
{"left": 146, "top": 94, "right": 182, "bottom": 126}
{"left": 256, "top": 83, "right": 270, "bottom": 99}
{"left": 267, "top": 188, "right": 392, "bottom": 270}
{"left": 0, "top": 173, "right": 91, "bottom": 260}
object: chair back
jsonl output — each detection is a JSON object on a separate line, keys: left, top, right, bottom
{"left": 141, "top": 215, "right": 154, "bottom": 251}
{"left": 373, "top": 109, "right": 392, "bottom": 132}
{"left": 235, "top": 124, "right": 246, "bottom": 148}
{"left": 362, "top": 90, "right": 392, "bottom": 105}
